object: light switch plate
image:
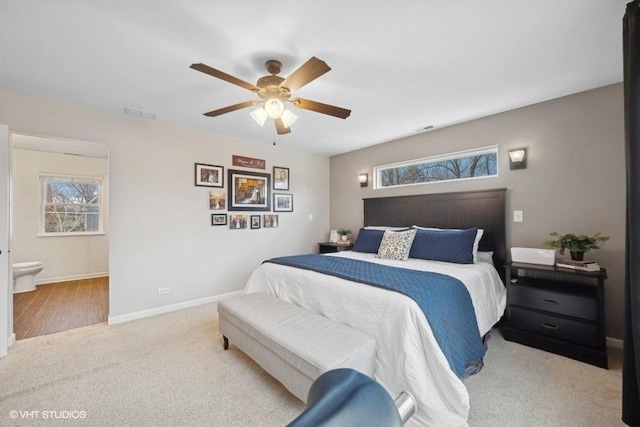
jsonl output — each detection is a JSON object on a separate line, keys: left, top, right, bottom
{"left": 513, "top": 210, "right": 523, "bottom": 222}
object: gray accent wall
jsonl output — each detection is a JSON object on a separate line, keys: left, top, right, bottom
{"left": 330, "top": 83, "right": 626, "bottom": 339}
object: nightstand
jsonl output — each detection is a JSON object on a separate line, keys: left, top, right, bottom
{"left": 502, "top": 262, "right": 608, "bottom": 368}
{"left": 318, "top": 242, "right": 353, "bottom": 254}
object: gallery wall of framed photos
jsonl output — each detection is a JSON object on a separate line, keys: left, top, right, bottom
{"left": 195, "top": 155, "right": 293, "bottom": 231}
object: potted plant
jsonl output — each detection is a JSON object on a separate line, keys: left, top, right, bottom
{"left": 336, "top": 228, "right": 352, "bottom": 242}
{"left": 544, "top": 232, "right": 610, "bottom": 261}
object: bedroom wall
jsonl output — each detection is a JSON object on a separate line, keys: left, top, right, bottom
{"left": 329, "top": 83, "right": 626, "bottom": 340}
{"left": 12, "top": 148, "right": 109, "bottom": 283}
{"left": 0, "top": 89, "right": 330, "bottom": 322}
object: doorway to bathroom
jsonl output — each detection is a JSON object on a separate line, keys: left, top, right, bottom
{"left": 11, "top": 133, "right": 109, "bottom": 340}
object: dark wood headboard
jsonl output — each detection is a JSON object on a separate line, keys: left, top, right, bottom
{"left": 363, "top": 188, "right": 507, "bottom": 270}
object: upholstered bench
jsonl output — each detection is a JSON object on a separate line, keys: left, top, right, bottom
{"left": 217, "top": 292, "right": 376, "bottom": 402}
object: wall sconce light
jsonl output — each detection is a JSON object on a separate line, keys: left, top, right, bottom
{"left": 508, "top": 148, "right": 527, "bottom": 170}
{"left": 358, "top": 173, "right": 369, "bottom": 187}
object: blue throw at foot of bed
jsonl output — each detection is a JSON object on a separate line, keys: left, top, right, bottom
{"left": 265, "top": 254, "right": 485, "bottom": 378}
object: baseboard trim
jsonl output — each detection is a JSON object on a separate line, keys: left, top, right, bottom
{"left": 107, "top": 290, "right": 244, "bottom": 325}
{"left": 36, "top": 272, "right": 109, "bottom": 285}
{"left": 606, "top": 336, "right": 623, "bottom": 350}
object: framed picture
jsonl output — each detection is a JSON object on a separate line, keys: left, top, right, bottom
{"left": 209, "top": 190, "right": 226, "bottom": 210}
{"left": 211, "top": 214, "right": 227, "bottom": 226}
{"left": 273, "top": 166, "right": 290, "bottom": 190}
{"left": 228, "top": 169, "right": 271, "bottom": 211}
{"left": 263, "top": 214, "right": 279, "bottom": 228}
{"left": 195, "top": 163, "right": 224, "bottom": 187}
{"left": 273, "top": 193, "right": 293, "bottom": 212}
{"left": 250, "top": 215, "right": 261, "bottom": 229}
{"left": 229, "top": 214, "right": 247, "bottom": 229}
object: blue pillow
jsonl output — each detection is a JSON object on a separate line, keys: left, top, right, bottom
{"left": 352, "top": 228, "right": 385, "bottom": 253}
{"left": 409, "top": 228, "right": 477, "bottom": 264}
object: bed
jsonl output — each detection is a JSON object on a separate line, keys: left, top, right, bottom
{"left": 244, "top": 189, "right": 507, "bottom": 427}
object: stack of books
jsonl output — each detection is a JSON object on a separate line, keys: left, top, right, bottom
{"left": 556, "top": 258, "right": 601, "bottom": 272}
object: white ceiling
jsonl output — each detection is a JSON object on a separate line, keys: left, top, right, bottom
{"left": 0, "top": 1, "right": 627, "bottom": 156}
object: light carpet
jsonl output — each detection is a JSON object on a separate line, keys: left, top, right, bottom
{"left": 0, "top": 303, "right": 624, "bottom": 426}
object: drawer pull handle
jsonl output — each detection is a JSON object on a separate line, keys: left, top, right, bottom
{"left": 542, "top": 299, "right": 559, "bottom": 305}
{"left": 541, "top": 323, "right": 559, "bottom": 330}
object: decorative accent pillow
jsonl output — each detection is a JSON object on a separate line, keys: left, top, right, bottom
{"left": 377, "top": 229, "right": 417, "bottom": 261}
{"left": 352, "top": 228, "right": 386, "bottom": 253}
{"left": 364, "top": 226, "right": 410, "bottom": 231}
{"left": 413, "top": 225, "right": 483, "bottom": 262}
{"left": 477, "top": 251, "right": 494, "bottom": 264}
{"left": 409, "top": 228, "right": 477, "bottom": 264}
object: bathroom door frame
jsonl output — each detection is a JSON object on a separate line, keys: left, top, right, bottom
{"left": 0, "top": 125, "right": 11, "bottom": 358}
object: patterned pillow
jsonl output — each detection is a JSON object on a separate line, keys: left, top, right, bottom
{"left": 377, "top": 229, "right": 417, "bottom": 261}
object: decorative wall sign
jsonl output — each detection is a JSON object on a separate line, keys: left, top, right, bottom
{"left": 232, "top": 155, "right": 266, "bottom": 170}
{"left": 273, "top": 193, "right": 293, "bottom": 212}
{"left": 195, "top": 163, "right": 224, "bottom": 187}
{"left": 211, "top": 214, "right": 227, "bottom": 226}
{"left": 273, "top": 166, "right": 289, "bottom": 190}
{"left": 263, "top": 214, "right": 279, "bottom": 228}
{"left": 228, "top": 169, "right": 271, "bottom": 211}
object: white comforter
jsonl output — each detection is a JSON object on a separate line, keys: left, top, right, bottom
{"left": 244, "top": 251, "right": 506, "bottom": 427}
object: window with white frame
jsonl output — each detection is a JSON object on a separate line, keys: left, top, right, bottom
{"left": 373, "top": 146, "right": 498, "bottom": 189}
{"left": 40, "top": 174, "right": 104, "bottom": 235}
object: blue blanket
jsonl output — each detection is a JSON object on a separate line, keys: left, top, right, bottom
{"left": 265, "top": 254, "right": 485, "bottom": 378}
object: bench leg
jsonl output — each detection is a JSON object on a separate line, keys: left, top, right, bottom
{"left": 223, "top": 335, "right": 229, "bottom": 350}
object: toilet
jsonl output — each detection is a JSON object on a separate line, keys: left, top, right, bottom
{"left": 13, "top": 261, "right": 44, "bottom": 293}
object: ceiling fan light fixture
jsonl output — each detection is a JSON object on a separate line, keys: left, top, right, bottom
{"left": 191, "top": 57, "right": 351, "bottom": 136}
{"left": 249, "top": 107, "right": 268, "bottom": 126}
{"left": 281, "top": 109, "right": 298, "bottom": 128}
{"left": 264, "top": 98, "right": 284, "bottom": 119}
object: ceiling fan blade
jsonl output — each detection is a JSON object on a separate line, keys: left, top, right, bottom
{"left": 291, "top": 98, "right": 351, "bottom": 119}
{"left": 203, "top": 101, "right": 255, "bottom": 117}
{"left": 190, "top": 63, "right": 260, "bottom": 92}
{"left": 279, "top": 57, "right": 331, "bottom": 93}
{"left": 275, "top": 118, "right": 291, "bottom": 135}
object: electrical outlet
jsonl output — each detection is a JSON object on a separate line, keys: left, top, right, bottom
{"left": 158, "top": 287, "right": 169, "bottom": 295}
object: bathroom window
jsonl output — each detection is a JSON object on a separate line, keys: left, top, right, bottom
{"left": 39, "top": 174, "right": 104, "bottom": 236}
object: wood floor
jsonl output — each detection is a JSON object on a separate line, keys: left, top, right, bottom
{"left": 13, "top": 276, "right": 109, "bottom": 340}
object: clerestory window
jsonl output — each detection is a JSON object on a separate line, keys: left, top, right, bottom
{"left": 373, "top": 146, "right": 498, "bottom": 189}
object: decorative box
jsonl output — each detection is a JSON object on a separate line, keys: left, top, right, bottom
{"left": 510, "top": 247, "right": 556, "bottom": 266}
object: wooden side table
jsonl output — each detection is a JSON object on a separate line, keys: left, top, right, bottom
{"left": 318, "top": 242, "right": 353, "bottom": 254}
{"left": 502, "top": 262, "right": 608, "bottom": 368}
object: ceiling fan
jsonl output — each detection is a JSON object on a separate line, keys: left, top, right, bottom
{"left": 190, "top": 57, "right": 351, "bottom": 135}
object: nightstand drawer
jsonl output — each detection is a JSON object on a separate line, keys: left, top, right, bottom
{"left": 510, "top": 307, "right": 600, "bottom": 348}
{"left": 509, "top": 283, "right": 597, "bottom": 321}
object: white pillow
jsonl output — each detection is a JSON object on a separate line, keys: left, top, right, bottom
{"left": 412, "top": 225, "right": 484, "bottom": 263}
{"left": 377, "top": 229, "right": 417, "bottom": 261}
{"left": 476, "top": 251, "right": 494, "bottom": 264}
{"left": 364, "top": 226, "right": 409, "bottom": 231}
